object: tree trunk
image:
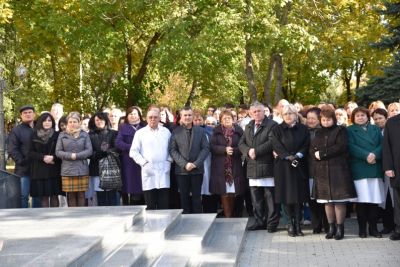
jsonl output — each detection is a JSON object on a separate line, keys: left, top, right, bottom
{"left": 342, "top": 67, "right": 353, "bottom": 101}
{"left": 274, "top": 54, "right": 283, "bottom": 101}
{"left": 355, "top": 59, "right": 365, "bottom": 89}
{"left": 50, "top": 53, "right": 59, "bottom": 100}
{"left": 185, "top": 79, "right": 198, "bottom": 107}
{"left": 264, "top": 54, "right": 276, "bottom": 105}
{"left": 126, "top": 32, "right": 162, "bottom": 108}
{"left": 245, "top": 42, "right": 257, "bottom": 102}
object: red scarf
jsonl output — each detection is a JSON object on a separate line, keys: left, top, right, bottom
{"left": 222, "top": 126, "right": 234, "bottom": 186}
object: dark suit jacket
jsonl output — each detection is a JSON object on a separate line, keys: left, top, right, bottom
{"left": 383, "top": 114, "right": 400, "bottom": 188}
{"left": 169, "top": 124, "right": 209, "bottom": 175}
{"left": 238, "top": 117, "right": 277, "bottom": 179}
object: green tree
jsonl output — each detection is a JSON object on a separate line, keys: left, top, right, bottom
{"left": 357, "top": 2, "right": 400, "bottom": 105}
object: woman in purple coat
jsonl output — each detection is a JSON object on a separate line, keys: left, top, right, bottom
{"left": 115, "top": 106, "right": 146, "bottom": 205}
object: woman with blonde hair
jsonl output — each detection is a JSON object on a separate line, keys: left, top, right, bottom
{"left": 388, "top": 102, "right": 400, "bottom": 118}
{"left": 272, "top": 104, "right": 310, "bottom": 236}
{"left": 56, "top": 112, "right": 93, "bottom": 207}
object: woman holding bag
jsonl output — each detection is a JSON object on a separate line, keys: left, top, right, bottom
{"left": 88, "top": 112, "right": 119, "bottom": 206}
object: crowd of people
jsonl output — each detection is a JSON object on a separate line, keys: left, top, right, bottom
{"left": 6, "top": 99, "right": 400, "bottom": 241}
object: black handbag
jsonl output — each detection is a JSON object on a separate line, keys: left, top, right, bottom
{"left": 99, "top": 151, "right": 122, "bottom": 190}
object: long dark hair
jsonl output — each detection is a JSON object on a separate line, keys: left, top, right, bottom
{"left": 124, "top": 106, "right": 144, "bottom": 124}
{"left": 35, "top": 112, "right": 55, "bottom": 131}
{"left": 88, "top": 112, "right": 112, "bottom": 131}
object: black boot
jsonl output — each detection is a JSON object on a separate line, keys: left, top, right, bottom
{"left": 288, "top": 219, "right": 296, "bottom": 237}
{"left": 358, "top": 223, "right": 367, "bottom": 238}
{"left": 369, "top": 225, "right": 382, "bottom": 238}
{"left": 335, "top": 224, "right": 344, "bottom": 240}
{"left": 295, "top": 221, "right": 304, "bottom": 236}
{"left": 325, "top": 223, "right": 336, "bottom": 239}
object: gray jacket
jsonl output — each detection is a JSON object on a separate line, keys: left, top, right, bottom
{"left": 55, "top": 131, "right": 93, "bottom": 176}
{"left": 169, "top": 125, "right": 209, "bottom": 175}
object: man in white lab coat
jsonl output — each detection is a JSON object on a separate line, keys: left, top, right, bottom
{"left": 130, "top": 108, "right": 172, "bottom": 209}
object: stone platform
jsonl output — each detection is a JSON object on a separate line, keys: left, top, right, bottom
{"left": 0, "top": 207, "right": 247, "bottom": 267}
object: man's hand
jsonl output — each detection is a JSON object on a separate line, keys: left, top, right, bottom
{"left": 314, "top": 151, "right": 320, "bottom": 160}
{"left": 248, "top": 148, "right": 256, "bottom": 160}
{"left": 71, "top": 153, "right": 77, "bottom": 160}
{"left": 185, "top": 162, "right": 196, "bottom": 171}
{"left": 386, "top": 170, "right": 395, "bottom": 178}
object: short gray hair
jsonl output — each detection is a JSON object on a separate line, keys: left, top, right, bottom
{"left": 249, "top": 101, "right": 265, "bottom": 110}
{"left": 282, "top": 104, "right": 298, "bottom": 118}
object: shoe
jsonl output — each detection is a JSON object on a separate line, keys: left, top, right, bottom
{"left": 303, "top": 219, "right": 311, "bottom": 225}
{"left": 325, "top": 223, "right": 336, "bottom": 239}
{"left": 359, "top": 231, "right": 367, "bottom": 238}
{"left": 288, "top": 219, "right": 296, "bottom": 237}
{"left": 389, "top": 232, "right": 400, "bottom": 241}
{"left": 334, "top": 224, "right": 344, "bottom": 240}
{"left": 295, "top": 223, "right": 304, "bottom": 236}
{"left": 380, "top": 228, "right": 393, "bottom": 235}
{"left": 267, "top": 227, "right": 278, "bottom": 233}
{"left": 247, "top": 223, "right": 266, "bottom": 231}
{"left": 358, "top": 224, "right": 367, "bottom": 238}
{"left": 313, "top": 228, "right": 322, "bottom": 234}
{"left": 369, "top": 228, "right": 382, "bottom": 238}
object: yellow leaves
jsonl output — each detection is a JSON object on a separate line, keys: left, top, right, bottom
{"left": 0, "top": 0, "right": 13, "bottom": 24}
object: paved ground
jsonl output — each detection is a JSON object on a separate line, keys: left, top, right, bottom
{"left": 238, "top": 217, "right": 400, "bottom": 267}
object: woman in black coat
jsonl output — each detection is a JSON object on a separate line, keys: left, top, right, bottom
{"left": 306, "top": 107, "right": 329, "bottom": 234}
{"left": 29, "top": 113, "right": 62, "bottom": 207}
{"left": 272, "top": 104, "right": 310, "bottom": 237}
{"left": 310, "top": 108, "right": 357, "bottom": 240}
{"left": 210, "top": 110, "right": 245, "bottom": 217}
{"left": 88, "top": 112, "right": 119, "bottom": 206}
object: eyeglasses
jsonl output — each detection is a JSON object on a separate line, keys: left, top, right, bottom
{"left": 206, "top": 122, "right": 217, "bottom": 125}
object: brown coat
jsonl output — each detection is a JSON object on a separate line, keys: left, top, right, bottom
{"left": 210, "top": 125, "right": 246, "bottom": 195}
{"left": 309, "top": 125, "right": 356, "bottom": 200}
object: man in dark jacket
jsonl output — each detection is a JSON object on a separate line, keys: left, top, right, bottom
{"left": 239, "top": 101, "right": 279, "bottom": 231}
{"left": 8, "top": 105, "right": 39, "bottom": 208}
{"left": 169, "top": 106, "right": 209, "bottom": 213}
{"left": 383, "top": 113, "right": 400, "bottom": 240}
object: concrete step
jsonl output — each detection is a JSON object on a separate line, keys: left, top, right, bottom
{"left": 189, "top": 218, "right": 248, "bottom": 267}
{"left": 95, "top": 209, "right": 182, "bottom": 267}
{"left": 0, "top": 206, "right": 145, "bottom": 267}
{"left": 150, "top": 213, "right": 217, "bottom": 267}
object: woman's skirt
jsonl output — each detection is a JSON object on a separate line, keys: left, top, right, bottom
{"left": 30, "top": 178, "right": 62, "bottom": 197}
{"left": 62, "top": 176, "right": 89, "bottom": 192}
{"left": 354, "top": 178, "right": 385, "bottom": 204}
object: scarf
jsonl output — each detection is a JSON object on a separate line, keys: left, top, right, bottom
{"left": 66, "top": 127, "right": 81, "bottom": 138}
{"left": 36, "top": 128, "right": 54, "bottom": 143}
{"left": 222, "top": 126, "right": 234, "bottom": 186}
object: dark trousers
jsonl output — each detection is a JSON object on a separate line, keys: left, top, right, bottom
{"left": 202, "top": 194, "right": 219, "bottom": 213}
{"left": 393, "top": 187, "right": 400, "bottom": 233}
{"left": 356, "top": 203, "right": 379, "bottom": 232}
{"left": 250, "top": 186, "right": 280, "bottom": 229}
{"left": 121, "top": 193, "right": 145, "bottom": 206}
{"left": 97, "top": 190, "right": 118, "bottom": 206}
{"left": 379, "top": 191, "right": 395, "bottom": 230}
{"left": 309, "top": 199, "right": 329, "bottom": 231}
{"left": 177, "top": 174, "right": 203, "bottom": 214}
{"left": 284, "top": 203, "right": 303, "bottom": 222}
{"left": 143, "top": 188, "right": 169, "bottom": 210}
